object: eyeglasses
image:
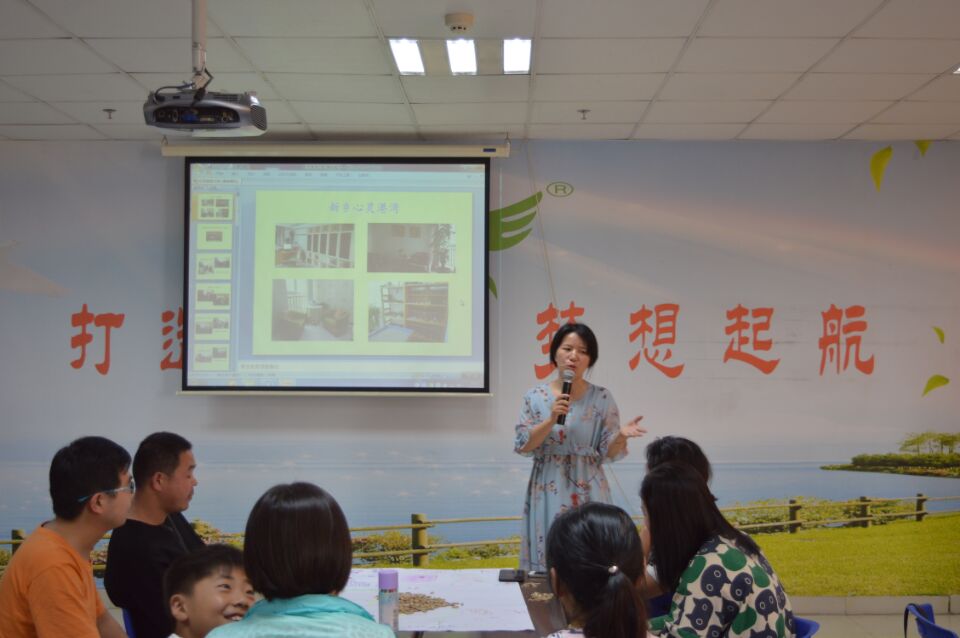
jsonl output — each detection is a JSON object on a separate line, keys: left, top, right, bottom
{"left": 77, "top": 479, "right": 136, "bottom": 503}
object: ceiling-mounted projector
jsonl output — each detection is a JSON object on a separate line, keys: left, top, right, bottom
{"left": 144, "top": 89, "right": 267, "bottom": 137}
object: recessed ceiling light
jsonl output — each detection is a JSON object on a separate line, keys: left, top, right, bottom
{"left": 954, "top": 64, "right": 960, "bottom": 74}
{"left": 503, "top": 39, "right": 532, "bottom": 74}
{"left": 446, "top": 39, "right": 477, "bottom": 75}
{"left": 389, "top": 39, "right": 425, "bottom": 75}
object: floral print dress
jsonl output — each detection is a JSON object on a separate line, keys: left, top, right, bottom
{"left": 514, "top": 382, "right": 625, "bottom": 571}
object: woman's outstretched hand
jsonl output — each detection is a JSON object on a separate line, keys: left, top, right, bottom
{"left": 620, "top": 416, "right": 646, "bottom": 439}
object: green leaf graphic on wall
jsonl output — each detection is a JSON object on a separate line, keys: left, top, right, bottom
{"left": 869, "top": 141, "right": 934, "bottom": 191}
{"left": 922, "top": 326, "right": 950, "bottom": 397}
{"left": 488, "top": 191, "right": 543, "bottom": 298}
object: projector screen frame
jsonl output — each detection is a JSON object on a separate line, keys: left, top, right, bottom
{"left": 180, "top": 155, "right": 490, "bottom": 395}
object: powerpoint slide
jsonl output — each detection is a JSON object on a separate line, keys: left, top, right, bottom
{"left": 196, "top": 284, "right": 232, "bottom": 311}
{"left": 193, "top": 344, "right": 230, "bottom": 371}
{"left": 197, "top": 255, "right": 232, "bottom": 280}
{"left": 274, "top": 223, "right": 354, "bottom": 268}
{"left": 195, "top": 193, "right": 235, "bottom": 221}
{"left": 272, "top": 278, "right": 354, "bottom": 342}
{"left": 368, "top": 281, "right": 449, "bottom": 343}
{"left": 195, "top": 314, "right": 230, "bottom": 341}
{"left": 367, "top": 223, "right": 456, "bottom": 273}
{"left": 197, "top": 224, "right": 233, "bottom": 250}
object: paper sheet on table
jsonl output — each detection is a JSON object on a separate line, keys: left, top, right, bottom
{"left": 343, "top": 568, "right": 535, "bottom": 632}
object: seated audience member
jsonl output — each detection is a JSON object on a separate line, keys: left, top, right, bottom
{"left": 642, "top": 462, "right": 794, "bottom": 638}
{"left": 164, "top": 544, "right": 255, "bottom": 638}
{"left": 106, "top": 432, "right": 205, "bottom": 638}
{"left": 545, "top": 502, "right": 647, "bottom": 638}
{"left": 645, "top": 435, "right": 712, "bottom": 483}
{"left": 207, "top": 482, "right": 394, "bottom": 638}
{"left": 0, "top": 436, "right": 132, "bottom": 638}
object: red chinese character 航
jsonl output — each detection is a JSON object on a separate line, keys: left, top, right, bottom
{"left": 818, "top": 304, "right": 875, "bottom": 375}
{"left": 628, "top": 303, "right": 684, "bottom": 378}
{"left": 723, "top": 305, "right": 780, "bottom": 375}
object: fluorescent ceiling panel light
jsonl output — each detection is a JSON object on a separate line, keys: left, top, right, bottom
{"left": 389, "top": 39, "right": 425, "bottom": 75}
{"left": 503, "top": 39, "right": 532, "bottom": 74}
{"left": 954, "top": 64, "right": 960, "bottom": 74}
{"left": 446, "top": 39, "right": 477, "bottom": 75}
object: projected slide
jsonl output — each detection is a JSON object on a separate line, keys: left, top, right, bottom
{"left": 184, "top": 159, "right": 488, "bottom": 393}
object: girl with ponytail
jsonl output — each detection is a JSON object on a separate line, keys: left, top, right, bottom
{"left": 545, "top": 502, "right": 647, "bottom": 638}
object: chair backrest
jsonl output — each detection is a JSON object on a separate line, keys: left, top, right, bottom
{"left": 795, "top": 615, "right": 820, "bottom": 638}
{"left": 121, "top": 608, "right": 136, "bottom": 638}
{"left": 904, "top": 603, "right": 959, "bottom": 638}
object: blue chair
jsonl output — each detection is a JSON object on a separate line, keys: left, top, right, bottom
{"left": 121, "top": 608, "right": 136, "bottom": 638}
{"left": 795, "top": 616, "right": 820, "bottom": 638}
{"left": 904, "top": 603, "right": 958, "bottom": 638}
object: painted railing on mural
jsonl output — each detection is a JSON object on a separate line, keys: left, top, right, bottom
{"left": 0, "top": 494, "right": 957, "bottom": 573}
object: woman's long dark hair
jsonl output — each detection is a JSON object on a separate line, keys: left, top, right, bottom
{"left": 641, "top": 462, "right": 759, "bottom": 595}
{"left": 546, "top": 502, "right": 646, "bottom": 638}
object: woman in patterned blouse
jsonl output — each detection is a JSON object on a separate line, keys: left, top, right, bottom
{"left": 642, "top": 462, "right": 795, "bottom": 638}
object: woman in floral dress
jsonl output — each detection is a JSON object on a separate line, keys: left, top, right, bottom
{"left": 514, "top": 323, "right": 646, "bottom": 571}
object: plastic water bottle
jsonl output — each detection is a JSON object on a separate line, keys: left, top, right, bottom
{"left": 378, "top": 569, "right": 399, "bottom": 631}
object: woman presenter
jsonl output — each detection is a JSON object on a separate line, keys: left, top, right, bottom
{"left": 514, "top": 322, "right": 646, "bottom": 571}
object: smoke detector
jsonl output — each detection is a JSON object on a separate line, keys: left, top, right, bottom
{"left": 445, "top": 12, "right": 475, "bottom": 33}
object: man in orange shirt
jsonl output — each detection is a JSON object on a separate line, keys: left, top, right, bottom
{"left": 0, "top": 436, "right": 132, "bottom": 638}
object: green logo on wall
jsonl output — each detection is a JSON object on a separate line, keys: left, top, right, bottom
{"left": 546, "top": 182, "right": 574, "bottom": 197}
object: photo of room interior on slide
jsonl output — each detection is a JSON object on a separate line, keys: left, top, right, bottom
{"left": 274, "top": 223, "right": 354, "bottom": 268}
{"left": 271, "top": 279, "right": 354, "bottom": 341}
{"left": 367, "top": 223, "right": 455, "bottom": 273}
{"left": 368, "top": 281, "right": 449, "bottom": 343}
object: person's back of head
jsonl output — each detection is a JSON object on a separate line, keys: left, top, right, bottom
{"left": 50, "top": 436, "right": 131, "bottom": 522}
{"left": 644, "top": 436, "right": 712, "bottom": 483}
{"left": 640, "top": 462, "right": 758, "bottom": 595}
{"left": 243, "top": 482, "right": 351, "bottom": 601}
{"left": 133, "top": 431, "right": 196, "bottom": 514}
{"left": 546, "top": 502, "right": 646, "bottom": 638}
{"left": 164, "top": 544, "right": 254, "bottom": 638}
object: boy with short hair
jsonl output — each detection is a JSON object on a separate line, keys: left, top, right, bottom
{"left": 164, "top": 544, "right": 255, "bottom": 638}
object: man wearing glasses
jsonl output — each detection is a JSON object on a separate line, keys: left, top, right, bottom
{"left": 105, "top": 431, "right": 205, "bottom": 638}
{"left": 0, "top": 436, "right": 133, "bottom": 638}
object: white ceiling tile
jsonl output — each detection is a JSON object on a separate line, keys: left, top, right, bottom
{"left": 86, "top": 38, "right": 253, "bottom": 74}
{"left": 528, "top": 123, "right": 634, "bottom": 139}
{"left": 533, "top": 74, "right": 664, "bottom": 101}
{"left": 403, "top": 76, "right": 528, "bottom": 103}
{"left": 816, "top": 39, "right": 960, "bottom": 73}
{"left": 645, "top": 100, "right": 770, "bottom": 123}
{"left": 871, "top": 101, "right": 960, "bottom": 124}
{"left": 536, "top": 39, "right": 685, "bottom": 74}
{"left": 293, "top": 102, "right": 411, "bottom": 125}
{"left": 412, "top": 102, "right": 526, "bottom": 125}
{"left": 701, "top": 0, "right": 882, "bottom": 37}
{"left": 133, "top": 73, "right": 278, "bottom": 99}
{"left": 4, "top": 74, "right": 146, "bottom": 101}
{"left": 532, "top": 101, "right": 647, "bottom": 124}
{"left": 633, "top": 123, "right": 742, "bottom": 139}
{"left": 856, "top": 0, "right": 960, "bottom": 38}
{"left": 906, "top": 75, "right": 960, "bottom": 101}
{"left": 0, "top": 101, "right": 74, "bottom": 124}
{"left": 843, "top": 123, "right": 960, "bottom": 139}
{"left": 51, "top": 101, "right": 145, "bottom": 125}
{"left": 738, "top": 123, "right": 854, "bottom": 139}
{"left": 678, "top": 38, "right": 839, "bottom": 72}
{"left": 258, "top": 101, "right": 300, "bottom": 124}
{"left": 0, "top": 0, "right": 68, "bottom": 37}
{"left": 372, "top": 0, "right": 536, "bottom": 39}
{"left": 659, "top": 73, "right": 800, "bottom": 100}
{"left": 209, "top": 0, "right": 375, "bottom": 37}
{"left": 0, "top": 124, "right": 105, "bottom": 139}
{"left": 540, "top": 0, "right": 708, "bottom": 37}
{"left": 235, "top": 38, "right": 391, "bottom": 74}
{"left": 0, "top": 40, "right": 116, "bottom": 75}
{"left": 30, "top": 0, "right": 192, "bottom": 37}
{"left": 758, "top": 100, "right": 891, "bottom": 123}
{"left": 267, "top": 74, "right": 400, "bottom": 102}
{"left": 91, "top": 123, "right": 168, "bottom": 140}
{"left": 783, "top": 73, "right": 936, "bottom": 100}
{"left": 0, "top": 82, "right": 31, "bottom": 101}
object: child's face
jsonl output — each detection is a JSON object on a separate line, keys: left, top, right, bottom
{"left": 172, "top": 566, "right": 255, "bottom": 638}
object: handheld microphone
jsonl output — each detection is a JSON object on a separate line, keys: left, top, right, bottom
{"left": 557, "top": 369, "right": 575, "bottom": 425}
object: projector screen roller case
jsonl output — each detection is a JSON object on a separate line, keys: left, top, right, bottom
{"left": 183, "top": 158, "right": 489, "bottom": 393}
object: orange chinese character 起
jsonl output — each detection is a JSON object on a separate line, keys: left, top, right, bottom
{"left": 161, "top": 307, "right": 184, "bottom": 370}
{"left": 628, "top": 303, "right": 684, "bottom": 378}
{"left": 818, "top": 304, "right": 875, "bottom": 375}
{"left": 723, "top": 304, "right": 780, "bottom": 375}
{"left": 70, "top": 304, "right": 125, "bottom": 375}
{"left": 534, "top": 301, "right": 585, "bottom": 379}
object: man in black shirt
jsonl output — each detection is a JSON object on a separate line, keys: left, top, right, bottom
{"left": 105, "top": 432, "right": 205, "bottom": 638}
